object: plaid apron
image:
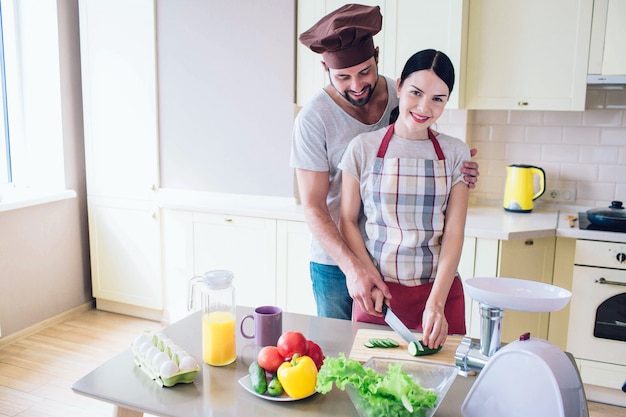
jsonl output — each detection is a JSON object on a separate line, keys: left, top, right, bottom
{"left": 365, "top": 123, "right": 449, "bottom": 284}
{"left": 352, "top": 123, "right": 466, "bottom": 333}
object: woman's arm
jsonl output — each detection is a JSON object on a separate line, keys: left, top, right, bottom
{"left": 339, "top": 172, "right": 388, "bottom": 315}
{"left": 421, "top": 181, "right": 470, "bottom": 348}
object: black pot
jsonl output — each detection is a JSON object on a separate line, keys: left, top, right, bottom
{"left": 586, "top": 201, "right": 626, "bottom": 231}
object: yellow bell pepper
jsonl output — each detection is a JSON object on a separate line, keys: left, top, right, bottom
{"left": 276, "top": 354, "right": 318, "bottom": 399}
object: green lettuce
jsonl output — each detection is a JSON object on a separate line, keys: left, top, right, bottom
{"left": 316, "top": 354, "right": 437, "bottom": 417}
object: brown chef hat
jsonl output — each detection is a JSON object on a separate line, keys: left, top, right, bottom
{"left": 299, "top": 4, "right": 382, "bottom": 69}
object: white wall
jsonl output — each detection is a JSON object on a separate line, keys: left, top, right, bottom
{"left": 0, "top": 0, "right": 91, "bottom": 338}
{"left": 156, "top": 0, "right": 296, "bottom": 198}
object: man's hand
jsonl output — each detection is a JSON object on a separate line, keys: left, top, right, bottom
{"left": 462, "top": 148, "right": 480, "bottom": 189}
{"left": 345, "top": 265, "right": 390, "bottom": 317}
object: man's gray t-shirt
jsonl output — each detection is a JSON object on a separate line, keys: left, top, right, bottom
{"left": 290, "top": 76, "right": 398, "bottom": 265}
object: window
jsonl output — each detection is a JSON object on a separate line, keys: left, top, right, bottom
{"left": 0, "top": 0, "right": 66, "bottom": 193}
{"left": 0, "top": 2, "right": 10, "bottom": 185}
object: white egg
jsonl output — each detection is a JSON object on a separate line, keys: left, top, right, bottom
{"left": 157, "top": 338, "right": 173, "bottom": 352}
{"left": 151, "top": 333, "right": 163, "bottom": 346}
{"left": 173, "top": 351, "right": 188, "bottom": 365}
{"left": 161, "top": 338, "right": 175, "bottom": 348}
{"left": 145, "top": 346, "right": 160, "bottom": 362}
{"left": 139, "top": 341, "right": 153, "bottom": 357}
{"left": 167, "top": 344, "right": 183, "bottom": 355}
{"left": 133, "top": 334, "right": 151, "bottom": 348}
{"left": 178, "top": 356, "right": 198, "bottom": 372}
{"left": 152, "top": 351, "right": 170, "bottom": 369}
{"left": 159, "top": 360, "right": 180, "bottom": 378}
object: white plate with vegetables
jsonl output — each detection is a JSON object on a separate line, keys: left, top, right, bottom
{"left": 238, "top": 374, "right": 316, "bottom": 402}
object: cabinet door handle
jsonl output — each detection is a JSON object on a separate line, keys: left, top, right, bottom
{"left": 517, "top": 101, "right": 529, "bottom": 107}
{"left": 224, "top": 218, "right": 233, "bottom": 223}
{"left": 524, "top": 239, "right": 534, "bottom": 246}
{"left": 596, "top": 277, "right": 626, "bottom": 287}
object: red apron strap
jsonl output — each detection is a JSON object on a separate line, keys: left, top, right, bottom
{"left": 428, "top": 128, "right": 445, "bottom": 160}
{"left": 376, "top": 124, "right": 395, "bottom": 158}
{"left": 378, "top": 125, "right": 445, "bottom": 160}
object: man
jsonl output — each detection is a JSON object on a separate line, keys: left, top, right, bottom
{"left": 291, "top": 4, "right": 479, "bottom": 320}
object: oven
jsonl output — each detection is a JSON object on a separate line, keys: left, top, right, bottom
{"left": 567, "top": 238, "right": 626, "bottom": 407}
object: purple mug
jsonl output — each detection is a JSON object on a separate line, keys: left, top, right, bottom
{"left": 240, "top": 306, "right": 283, "bottom": 346}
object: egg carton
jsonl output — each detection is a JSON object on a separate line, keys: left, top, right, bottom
{"left": 131, "top": 332, "right": 201, "bottom": 387}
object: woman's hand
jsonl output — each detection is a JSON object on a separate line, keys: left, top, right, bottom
{"left": 421, "top": 302, "right": 448, "bottom": 349}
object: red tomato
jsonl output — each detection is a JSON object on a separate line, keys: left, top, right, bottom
{"left": 276, "top": 331, "right": 308, "bottom": 359}
{"left": 305, "top": 340, "right": 325, "bottom": 370}
{"left": 256, "top": 346, "right": 285, "bottom": 373}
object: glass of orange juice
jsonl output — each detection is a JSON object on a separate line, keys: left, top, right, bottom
{"left": 202, "top": 311, "right": 236, "bottom": 366}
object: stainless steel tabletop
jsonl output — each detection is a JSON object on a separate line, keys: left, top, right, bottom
{"left": 72, "top": 306, "right": 475, "bottom": 416}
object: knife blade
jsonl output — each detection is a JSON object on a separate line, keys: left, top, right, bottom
{"left": 383, "top": 304, "right": 424, "bottom": 352}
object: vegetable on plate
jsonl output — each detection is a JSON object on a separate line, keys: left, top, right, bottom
{"left": 277, "top": 354, "right": 318, "bottom": 399}
{"left": 267, "top": 373, "right": 283, "bottom": 397}
{"left": 248, "top": 361, "right": 268, "bottom": 394}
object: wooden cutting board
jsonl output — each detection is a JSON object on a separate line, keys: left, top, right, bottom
{"left": 348, "top": 329, "right": 463, "bottom": 366}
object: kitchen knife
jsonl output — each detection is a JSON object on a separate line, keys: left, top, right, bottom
{"left": 383, "top": 304, "right": 424, "bottom": 352}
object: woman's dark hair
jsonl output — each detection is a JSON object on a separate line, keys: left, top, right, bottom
{"left": 389, "top": 49, "right": 455, "bottom": 124}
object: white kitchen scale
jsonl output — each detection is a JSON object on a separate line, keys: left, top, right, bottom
{"left": 457, "top": 277, "right": 588, "bottom": 417}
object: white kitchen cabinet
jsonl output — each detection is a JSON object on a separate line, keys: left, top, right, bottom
{"left": 460, "top": 236, "right": 556, "bottom": 342}
{"left": 459, "top": 237, "right": 499, "bottom": 338}
{"left": 88, "top": 197, "right": 161, "bottom": 310}
{"left": 276, "top": 220, "right": 316, "bottom": 315}
{"left": 588, "top": 0, "right": 626, "bottom": 78}
{"left": 79, "top": 0, "right": 162, "bottom": 318}
{"left": 191, "top": 213, "right": 278, "bottom": 310}
{"left": 161, "top": 210, "right": 279, "bottom": 323}
{"left": 464, "top": 0, "right": 593, "bottom": 111}
{"left": 296, "top": 0, "right": 468, "bottom": 108}
{"left": 79, "top": 0, "right": 159, "bottom": 199}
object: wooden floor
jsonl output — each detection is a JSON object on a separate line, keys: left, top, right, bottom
{"left": 0, "top": 308, "right": 163, "bottom": 417}
{"left": 0, "top": 308, "right": 624, "bottom": 417}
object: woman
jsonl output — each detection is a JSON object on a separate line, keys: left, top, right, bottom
{"left": 338, "top": 49, "right": 470, "bottom": 349}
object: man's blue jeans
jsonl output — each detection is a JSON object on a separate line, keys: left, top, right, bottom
{"left": 310, "top": 262, "right": 352, "bottom": 320}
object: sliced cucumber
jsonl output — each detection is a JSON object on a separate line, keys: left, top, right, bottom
{"left": 408, "top": 340, "right": 442, "bottom": 356}
{"left": 381, "top": 338, "right": 399, "bottom": 348}
{"left": 364, "top": 338, "right": 400, "bottom": 348}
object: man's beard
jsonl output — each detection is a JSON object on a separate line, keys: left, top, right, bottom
{"left": 331, "top": 76, "right": 378, "bottom": 107}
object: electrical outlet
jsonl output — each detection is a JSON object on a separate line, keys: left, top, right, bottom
{"left": 547, "top": 188, "right": 576, "bottom": 202}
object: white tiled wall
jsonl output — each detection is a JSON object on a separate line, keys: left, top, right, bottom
{"left": 438, "top": 88, "right": 626, "bottom": 208}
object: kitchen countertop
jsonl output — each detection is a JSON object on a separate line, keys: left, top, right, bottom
{"left": 158, "top": 189, "right": 567, "bottom": 241}
{"left": 556, "top": 210, "right": 626, "bottom": 243}
{"left": 72, "top": 306, "right": 475, "bottom": 417}
{"left": 464, "top": 205, "right": 558, "bottom": 240}
{"left": 158, "top": 189, "right": 626, "bottom": 243}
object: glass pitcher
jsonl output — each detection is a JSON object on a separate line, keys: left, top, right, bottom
{"left": 188, "top": 270, "right": 236, "bottom": 366}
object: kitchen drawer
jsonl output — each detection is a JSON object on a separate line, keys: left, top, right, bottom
{"left": 575, "top": 239, "right": 626, "bottom": 270}
{"left": 576, "top": 358, "right": 626, "bottom": 391}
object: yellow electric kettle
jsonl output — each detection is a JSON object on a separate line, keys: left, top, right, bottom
{"left": 503, "top": 164, "right": 546, "bottom": 212}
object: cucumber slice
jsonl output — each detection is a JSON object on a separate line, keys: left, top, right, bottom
{"left": 383, "top": 338, "right": 400, "bottom": 348}
{"left": 364, "top": 338, "right": 400, "bottom": 348}
{"left": 408, "top": 340, "right": 442, "bottom": 356}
